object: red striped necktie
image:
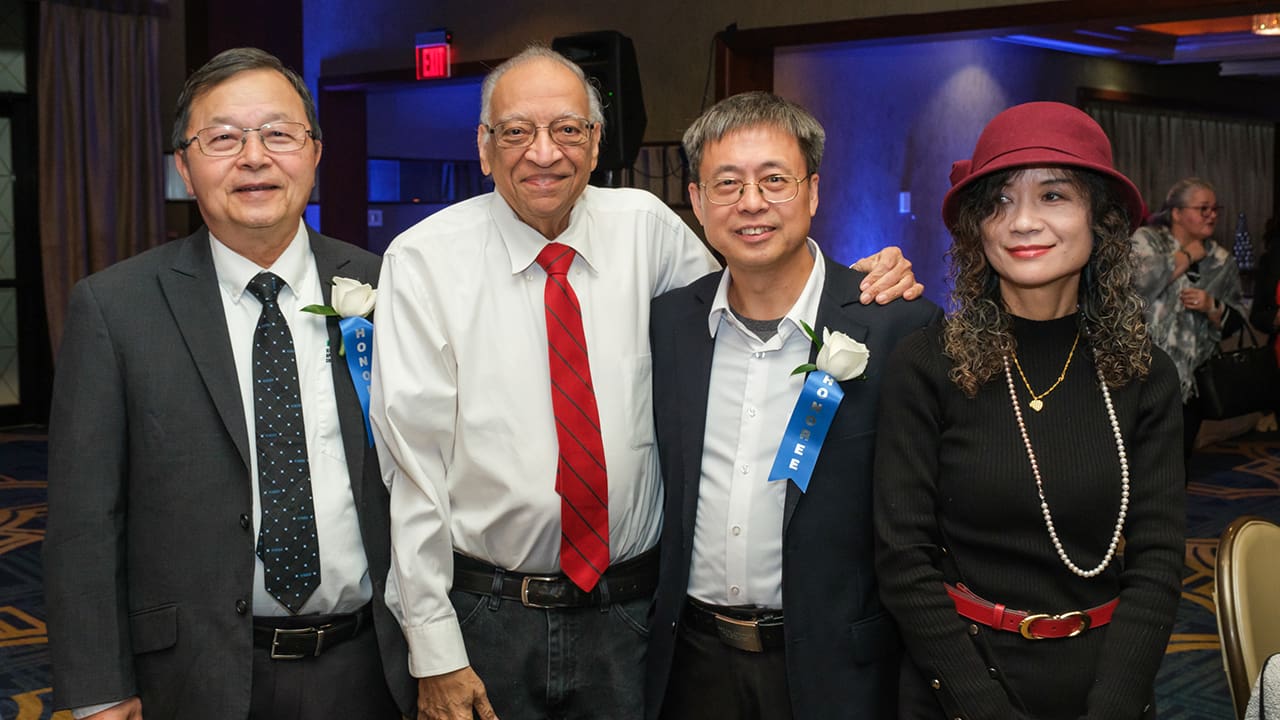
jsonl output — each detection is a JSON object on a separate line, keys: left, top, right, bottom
{"left": 535, "top": 242, "right": 610, "bottom": 592}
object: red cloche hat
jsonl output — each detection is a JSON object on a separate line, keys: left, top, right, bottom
{"left": 941, "top": 101, "right": 1145, "bottom": 231}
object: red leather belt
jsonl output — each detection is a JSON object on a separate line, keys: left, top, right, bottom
{"left": 945, "top": 583, "right": 1118, "bottom": 640}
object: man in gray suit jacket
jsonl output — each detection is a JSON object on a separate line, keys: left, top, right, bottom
{"left": 43, "top": 48, "right": 413, "bottom": 720}
{"left": 645, "top": 92, "right": 941, "bottom": 719}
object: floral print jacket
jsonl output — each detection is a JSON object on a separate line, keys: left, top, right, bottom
{"left": 1132, "top": 224, "right": 1245, "bottom": 401}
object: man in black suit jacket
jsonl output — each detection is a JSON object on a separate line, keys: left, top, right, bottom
{"left": 43, "top": 48, "right": 413, "bottom": 720}
{"left": 645, "top": 92, "right": 941, "bottom": 719}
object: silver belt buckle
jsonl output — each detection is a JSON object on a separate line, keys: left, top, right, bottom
{"left": 713, "top": 614, "right": 764, "bottom": 653}
{"left": 520, "top": 575, "right": 561, "bottom": 608}
{"left": 269, "top": 624, "right": 332, "bottom": 660}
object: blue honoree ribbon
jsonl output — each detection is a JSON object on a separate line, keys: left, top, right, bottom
{"left": 338, "top": 316, "right": 375, "bottom": 446}
{"left": 768, "top": 370, "right": 845, "bottom": 493}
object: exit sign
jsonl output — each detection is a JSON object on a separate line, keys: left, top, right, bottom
{"left": 415, "top": 30, "right": 452, "bottom": 80}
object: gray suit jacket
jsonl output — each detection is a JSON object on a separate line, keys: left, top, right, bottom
{"left": 645, "top": 257, "right": 941, "bottom": 719}
{"left": 43, "top": 227, "right": 414, "bottom": 719}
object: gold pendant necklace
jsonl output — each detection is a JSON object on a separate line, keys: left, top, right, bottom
{"left": 1009, "top": 329, "right": 1080, "bottom": 412}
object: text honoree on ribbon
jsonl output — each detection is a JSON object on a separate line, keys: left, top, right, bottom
{"left": 302, "top": 276, "right": 377, "bottom": 445}
{"left": 769, "top": 322, "right": 870, "bottom": 493}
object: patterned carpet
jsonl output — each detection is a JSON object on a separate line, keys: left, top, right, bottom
{"left": 2, "top": 429, "right": 1278, "bottom": 720}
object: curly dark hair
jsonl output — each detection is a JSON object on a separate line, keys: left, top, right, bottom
{"left": 942, "top": 167, "right": 1152, "bottom": 396}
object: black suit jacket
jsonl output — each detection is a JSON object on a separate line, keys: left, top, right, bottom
{"left": 43, "top": 227, "right": 414, "bottom": 719}
{"left": 645, "top": 257, "right": 941, "bottom": 719}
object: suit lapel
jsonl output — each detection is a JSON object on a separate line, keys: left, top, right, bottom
{"left": 783, "top": 258, "right": 869, "bottom": 536}
{"left": 159, "top": 231, "right": 252, "bottom": 470}
{"left": 676, "top": 276, "right": 719, "bottom": 545}
{"left": 309, "top": 230, "right": 367, "bottom": 500}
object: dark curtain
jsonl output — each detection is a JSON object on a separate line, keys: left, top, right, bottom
{"left": 38, "top": 0, "right": 164, "bottom": 355}
{"left": 1087, "top": 101, "right": 1274, "bottom": 252}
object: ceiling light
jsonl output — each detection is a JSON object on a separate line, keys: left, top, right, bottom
{"left": 1253, "top": 14, "right": 1280, "bottom": 35}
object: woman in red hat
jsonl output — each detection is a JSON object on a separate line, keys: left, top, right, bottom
{"left": 1132, "top": 178, "right": 1246, "bottom": 462}
{"left": 874, "top": 102, "right": 1184, "bottom": 720}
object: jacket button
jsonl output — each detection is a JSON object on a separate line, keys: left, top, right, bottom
{"left": 930, "top": 678, "right": 942, "bottom": 690}
{"left": 235, "top": 599, "right": 248, "bottom": 615}
{"left": 968, "top": 624, "right": 979, "bottom": 636}
{"left": 239, "top": 513, "right": 251, "bottom": 530}
{"left": 671, "top": 621, "right": 678, "bottom": 634}
{"left": 988, "top": 667, "right": 999, "bottom": 678}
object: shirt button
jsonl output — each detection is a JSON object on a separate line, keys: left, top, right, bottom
{"left": 731, "top": 525, "right": 742, "bottom": 536}
{"left": 753, "top": 352, "right": 764, "bottom": 359}
{"left": 747, "top": 407, "right": 757, "bottom": 418}
{"left": 235, "top": 599, "right": 248, "bottom": 615}
{"left": 239, "top": 513, "right": 251, "bottom": 530}
{"left": 740, "top": 464, "right": 749, "bottom": 475}
{"left": 729, "top": 586, "right": 740, "bottom": 596}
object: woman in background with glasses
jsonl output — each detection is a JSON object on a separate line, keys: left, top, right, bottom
{"left": 1132, "top": 177, "right": 1245, "bottom": 463}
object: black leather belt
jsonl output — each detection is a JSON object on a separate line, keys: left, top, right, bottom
{"left": 452, "top": 549, "right": 658, "bottom": 608}
{"left": 252, "top": 605, "right": 371, "bottom": 660}
{"left": 682, "top": 597, "right": 785, "bottom": 653}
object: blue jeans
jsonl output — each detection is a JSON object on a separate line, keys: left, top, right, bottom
{"left": 450, "top": 586, "right": 651, "bottom": 720}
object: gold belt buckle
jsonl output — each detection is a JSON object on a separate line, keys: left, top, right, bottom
{"left": 1018, "top": 610, "right": 1091, "bottom": 640}
{"left": 520, "top": 575, "right": 561, "bottom": 608}
{"left": 713, "top": 614, "right": 764, "bottom": 653}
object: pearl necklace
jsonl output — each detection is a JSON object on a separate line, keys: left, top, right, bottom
{"left": 1001, "top": 353, "right": 1130, "bottom": 578}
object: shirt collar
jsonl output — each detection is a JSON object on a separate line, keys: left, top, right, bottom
{"left": 707, "top": 238, "right": 826, "bottom": 340}
{"left": 210, "top": 220, "right": 311, "bottom": 304}
{"left": 490, "top": 187, "right": 600, "bottom": 277}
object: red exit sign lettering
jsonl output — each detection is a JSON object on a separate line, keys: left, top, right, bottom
{"left": 416, "top": 44, "right": 450, "bottom": 80}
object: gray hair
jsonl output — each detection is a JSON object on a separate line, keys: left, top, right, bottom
{"left": 1149, "top": 176, "right": 1216, "bottom": 228}
{"left": 682, "top": 92, "right": 825, "bottom": 184}
{"left": 172, "top": 47, "right": 320, "bottom": 151}
{"left": 478, "top": 45, "right": 605, "bottom": 136}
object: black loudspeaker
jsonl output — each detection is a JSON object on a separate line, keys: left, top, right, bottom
{"left": 552, "top": 31, "right": 647, "bottom": 175}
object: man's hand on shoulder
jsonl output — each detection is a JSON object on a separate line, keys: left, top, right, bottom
{"left": 851, "top": 246, "right": 924, "bottom": 305}
{"left": 418, "top": 667, "right": 497, "bottom": 720}
{"left": 83, "top": 697, "right": 143, "bottom": 720}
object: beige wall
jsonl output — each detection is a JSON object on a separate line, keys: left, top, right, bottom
{"left": 304, "top": 0, "right": 1046, "bottom": 141}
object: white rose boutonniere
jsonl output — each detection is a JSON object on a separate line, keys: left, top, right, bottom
{"left": 302, "top": 277, "right": 378, "bottom": 446}
{"left": 791, "top": 321, "right": 870, "bottom": 381}
{"left": 301, "top": 276, "right": 376, "bottom": 319}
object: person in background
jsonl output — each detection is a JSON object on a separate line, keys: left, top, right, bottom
{"left": 43, "top": 48, "right": 414, "bottom": 720}
{"left": 1132, "top": 177, "right": 1246, "bottom": 460}
{"left": 369, "top": 44, "right": 922, "bottom": 720}
{"left": 875, "top": 102, "right": 1184, "bottom": 719}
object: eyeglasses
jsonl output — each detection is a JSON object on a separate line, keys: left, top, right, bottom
{"left": 1177, "top": 204, "right": 1224, "bottom": 218}
{"left": 485, "top": 117, "right": 595, "bottom": 149}
{"left": 699, "top": 174, "right": 811, "bottom": 206}
{"left": 180, "top": 122, "right": 315, "bottom": 157}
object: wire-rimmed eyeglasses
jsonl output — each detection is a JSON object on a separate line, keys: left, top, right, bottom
{"left": 485, "top": 117, "right": 596, "bottom": 149}
{"left": 179, "top": 122, "right": 316, "bottom": 157}
{"left": 1177, "top": 204, "right": 1224, "bottom": 218}
{"left": 699, "top": 174, "right": 812, "bottom": 206}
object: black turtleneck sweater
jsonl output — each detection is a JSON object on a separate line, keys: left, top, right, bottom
{"left": 875, "top": 314, "right": 1185, "bottom": 720}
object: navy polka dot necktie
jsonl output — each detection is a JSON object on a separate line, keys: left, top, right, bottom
{"left": 246, "top": 272, "right": 320, "bottom": 614}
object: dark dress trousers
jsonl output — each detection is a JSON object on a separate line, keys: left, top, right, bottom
{"left": 43, "top": 228, "right": 415, "bottom": 719}
{"left": 644, "top": 257, "right": 942, "bottom": 719}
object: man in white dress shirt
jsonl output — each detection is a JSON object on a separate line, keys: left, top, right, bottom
{"left": 370, "top": 45, "right": 921, "bottom": 720}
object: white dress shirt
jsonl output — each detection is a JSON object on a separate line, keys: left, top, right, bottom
{"left": 371, "top": 187, "right": 718, "bottom": 677}
{"left": 687, "top": 241, "right": 825, "bottom": 609}
{"left": 211, "top": 222, "right": 372, "bottom": 617}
